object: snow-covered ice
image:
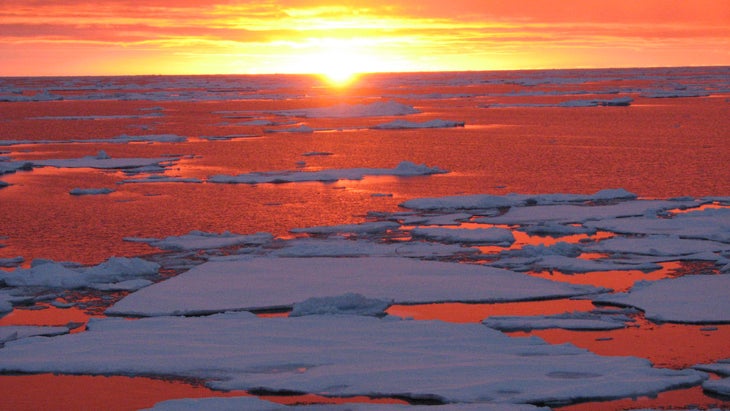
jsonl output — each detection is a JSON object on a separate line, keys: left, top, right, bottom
{"left": 593, "top": 275, "right": 730, "bottom": 323}
{"left": 371, "top": 119, "right": 465, "bottom": 129}
{"left": 106, "top": 257, "right": 603, "bottom": 317}
{"left": 483, "top": 311, "right": 632, "bottom": 331}
{"left": 124, "top": 231, "right": 273, "bottom": 251}
{"left": 290, "top": 221, "right": 400, "bottom": 236}
{"left": 410, "top": 227, "right": 515, "bottom": 245}
{"left": 0, "top": 257, "right": 160, "bottom": 290}
{"left": 0, "top": 325, "right": 70, "bottom": 344}
{"left": 69, "top": 188, "right": 115, "bottom": 196}
{"left": 0, "top": 312, "right": 705, "bottom": 405}
{"left": 31, "top": 151, "right": 178, "bottom": 172}
{"left": 290, "top": 293, "right": 390, "bottom": 317}
{"left": 208, "top": 161, "right": 447, "bottom": 184}
{"left": 269, "top": 237, "right": 479, "bottom": 258}
{"left": 147, "top": 397, "right": 549, "bottom": 410}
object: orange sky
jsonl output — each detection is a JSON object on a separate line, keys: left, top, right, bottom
{"left": 1, "top": 0, "right": 728, "bottom": 76}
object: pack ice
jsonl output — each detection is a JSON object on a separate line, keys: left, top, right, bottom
{"left": 0, "top": 313, "right": 705, "bottom": 405}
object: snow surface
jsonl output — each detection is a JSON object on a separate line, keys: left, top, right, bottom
{"left": 702, "top": 378, "right": 730, "bottom": 397}
{"left": 0, "top": 313, "right": 705, "bottom": 405}
{"left": 483, "top": 311, "right": 632, "bottom": 331}
{"left": 69, "top": 188, "right": 115, "bottom": 196}
{"left": 147, "top": 396, "right": 548, "bottom": 410}
{"left": 585, "top": 208, "right": 730, "bottom": 243}
{"left": 584, "top": 235, "right": 730, "bottom": 257}
{"left": 106, "top": 257, "right": 603, "bottom": 317}
{"left": 32, "top": 151, "right": 177, "bottom": 172}
{"left": 371, "top": 119, "right": 465, "bottom": 129}
{"left": 593, "top": 275, "right": 730, "bottom": 323}
{"left": 290, "top": 293, "right": 390, "bottom": 317}
{"left": 124, "top": 231, "right": 273, "bottom": 251}
{"left": 400, "top": 189, "right": 637, "bottom": 212}
{"left": 0, "top": 325, "right": 70, "bottom": 344}
{"left": 410, "top": 227, "right": 515, "bottom": 245}
{"left": 208, "top": 161, "right": 447, "bottom": 184}
{"left": 290, "top": 221, "right": 400, "bottom": 236}
{"left": 0, "top": 257, "right": 159, "bottom": 290}
{"left": 269, "top": 237, "right": 479, "bottom": 258}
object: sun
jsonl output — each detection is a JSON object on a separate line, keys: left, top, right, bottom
{"left": 293, "top": 39, "right": 375, "bottom": 87}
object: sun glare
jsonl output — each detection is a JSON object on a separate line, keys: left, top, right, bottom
{"left": 294, "top": 39, "right": 382, "bottom": 87}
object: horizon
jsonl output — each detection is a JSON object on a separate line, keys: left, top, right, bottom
{"left": 2, "top": 0, "right": 729, "bottom": 78}
{"left": 2, "top": 63, "right": 729, "bottom": 80}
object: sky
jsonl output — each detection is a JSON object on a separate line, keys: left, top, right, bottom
{"left": 1, "top": 0, "right": 729, "bottom": 76}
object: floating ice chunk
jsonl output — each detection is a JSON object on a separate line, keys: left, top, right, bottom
{"left": 521, "top": 223, "right": 596, "bottom": 236}
{"left": 401, "top": 189, "right": 637, "bottom": 212}
{"left": 0, "top": 257, "right": 159, "bottom": 290}
{"left": 290, "top": 221, "right": 400, "bottom": 236}
{"left": 0, "top": 256, "right": 24, "bottom": 268}
{"left": 694, "top": 359, "right": 730, "bottom": 377}
{"left": 0, "top": 313, "right": 705, "bottom": 405}
{"left": 411, "top": 227, "right": 515, "bottom": 245}
{"left": 585, "top": 235, "right": 730, "bottom": 257}
{"left": 69, "top": 188, "right": 115, "bottom": 196}
{"left": 208, "top": 161, "right": 447, "bottom": 184}
{"left": 90, "top": 279, "right": 154, "bottom": 291}
{"left": 120, "top": 175, "right": 203, "bottom": 184}
{"left": 273, "top": 100, "right": 419, "bottom": 118}
{"left": 265, "top": 124, "right": 315, "bottom": 133}
{"left": 478, "top": 200, "right": 694, "bottom": 225}
{"left": 290, "top": 293, "right": 391, "bottom": 317}
{"left": 488, "top": 242, "right": 661, "bottom": 273}
{"left": 0, "top": 325, "right": 69, "bottom": 344}
{"left": 32, "top": 152, "right": 177, "bottom": 171}
{"left": 702, "top": 377, "right": 730, "bottom": 397}
{"left": 585, "top": 208, "right": 730, "bottom": 243}
{"left": 483, "top": 311, "right": 630, "bottom": 331}
{"left": 271, "top": 237, "right": 479, "bottom": 258}
{"left": 106, "top": 257, "right": 602, "bottom": 317}
{"left": 557, "top": 97, "right": 633, "bottom": 107}
{"left": 125, "top": 231, "right": 273, "bottom": 251}
{"left": 0, "top": 160, "right": 33, "bottom": 175}
{"left": 0, "top": 90, "right": 63, "bottom": 102}
{"left": 302, "top": 151, "right": 333, "bottom": 157}
{"left": 593, "top": 275, "right": 730, "bottom": 323}
{"left": 109, "top": 134, "right": 187, "bottom": 143}
{"left": 641, "top": 89, "right": 710, "bottom": 98}
{"left": 371, "top": 119, "right": 465, "bottom": 129}
{"left": 147, "top": 396, "right": 548, "bottom": 410}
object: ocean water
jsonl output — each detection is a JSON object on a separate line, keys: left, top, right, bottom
{"left": 1, "top": 67, "right": 729, "bottom": 410}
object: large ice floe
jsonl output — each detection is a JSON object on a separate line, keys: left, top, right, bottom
{"left": 105, "top": 257, "right": 602, "bottom": 317}
{"left": 208, "top": 161, "right": 446, "bottom": 184}
{"left": 593, "top": 275, "right": 730, "bottom": 324}
{"left": 146, "top": 397, "right": 549, "bottom": 411}
{"left": 30, "top": 150, "right": 178, "bottom": 174}
{"left": 0, "top": 313, "right": 705, "bottom": 405}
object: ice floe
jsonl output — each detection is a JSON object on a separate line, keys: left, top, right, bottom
{"left": 31, "top": 151, "right": 178, "bottom": 173}
{"left": 584, "top": 235, "right": 730, "bottom": 258}
{"left": 0, "top": 312, "right": 706, "bottom": 405}
{"left": 585, "top": 207, "right": 730, "bottom": 243}
{"left": 0, "top": 325, "right": 70, "bottom": 345}
{"left": 69, "top": 188, "right": 115, "bottom": 196}
{"left": 593, "top": 275, "right": 730, "bottom": 323}
{"left": 371, "top": 119, "right": 465, "bottom": 129}
{"left": 147, "top": 396, "right": 548, "bottom": 410}
{"left": 290, "top": 293, "right": 390, "bottom": 317}
{"left": 400, "top": 189, "right": 637, "bottom": 212}
{"left": 269, "top": 237, "right": 478, "bottom": 258}
{"left": 410, "top": 227, "right": 515, "bottom": 245}
{"left": 106, "top": 257, "right": 603, "bottom": 317}
{"left": 272, "top": 100, "right": 419, "bottom": 118}
{"left": 0, "top": 257, "right": 159, "bottom": 291}
{"left": 291, "top": 221, "right": 400, "bottom": 236}
{"left": 208, "top": 161, "right": 447, "bottom": 184}
{"left": 124, "top": 231, "right": 273, "bottom": 251}
{"left": 483, "top": 310, "right": 633, "bottom": 331}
